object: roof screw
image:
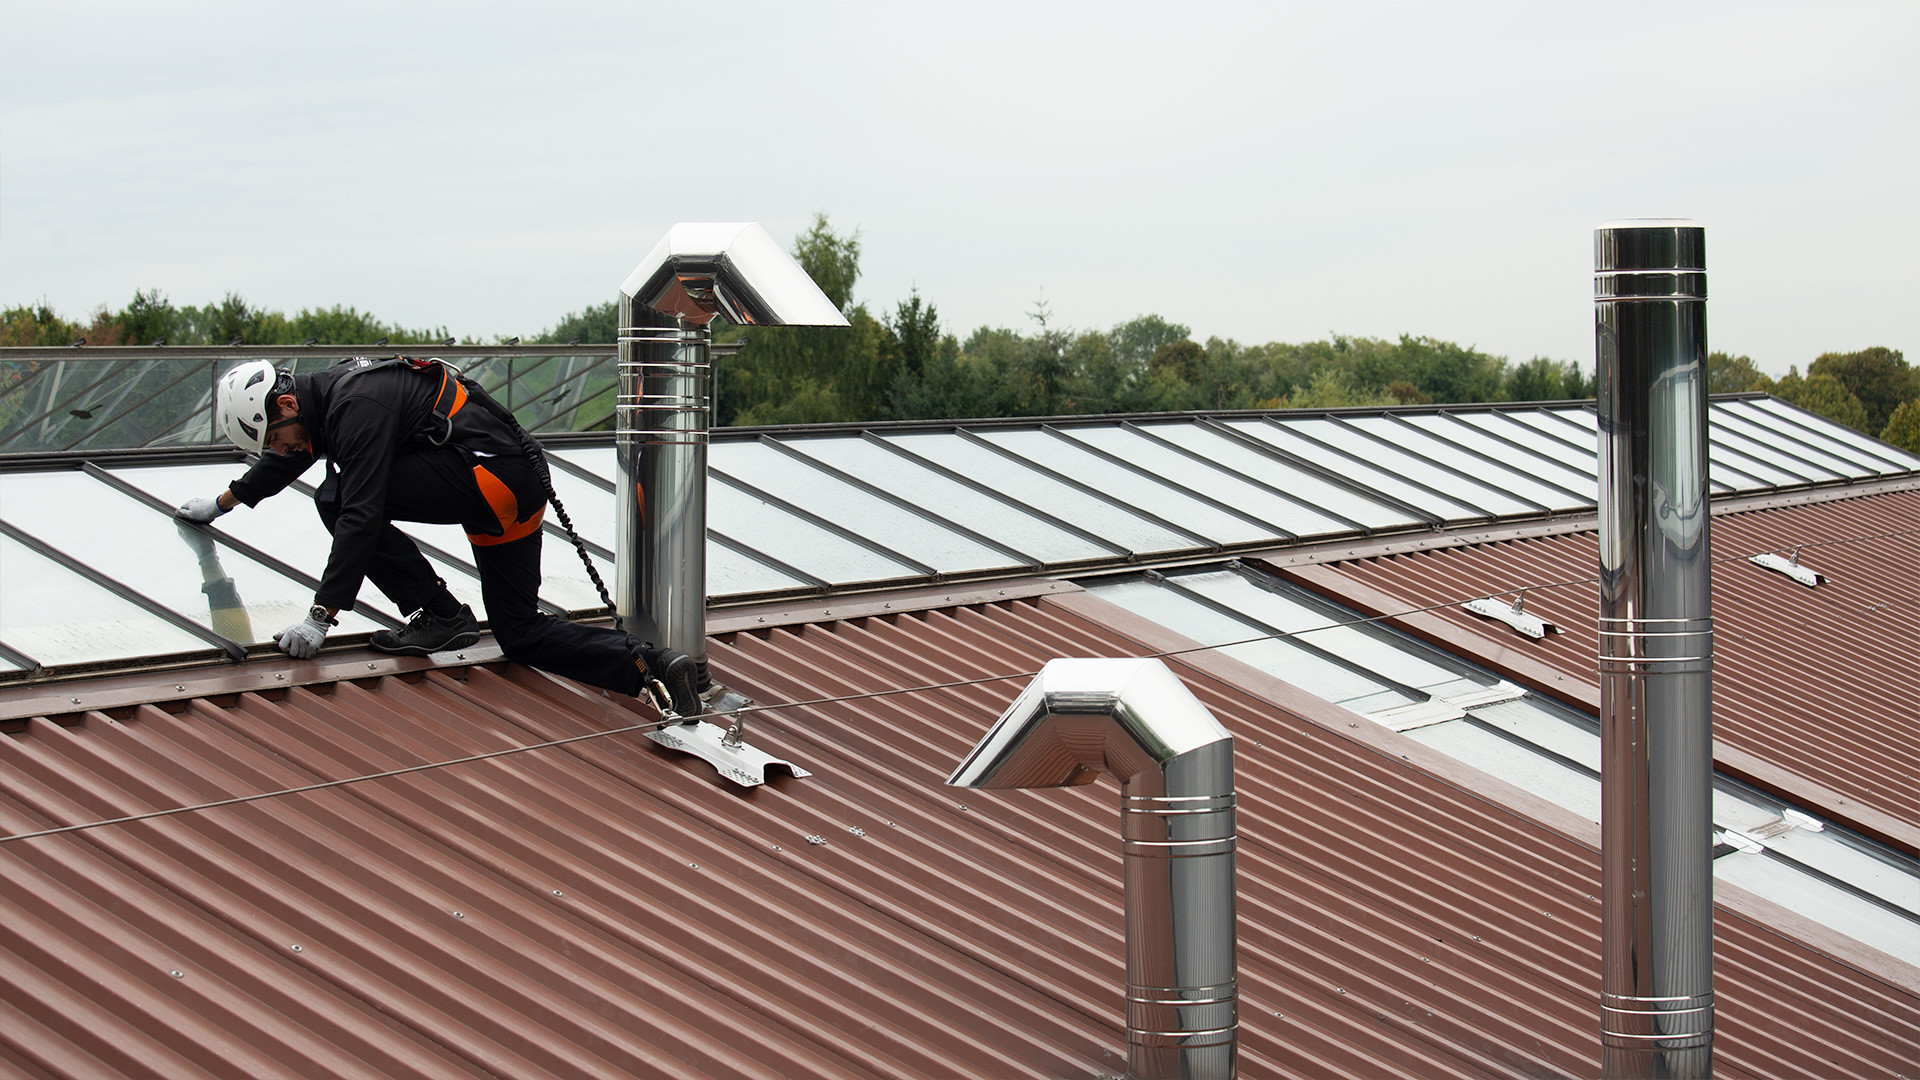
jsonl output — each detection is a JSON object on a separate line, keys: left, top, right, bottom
{"left": 823, "top": 609, "right": 831, "bottom": 616}
{"left": 455, "top": 653, "right": 466, "bottom": 660}
{"left": 552, "top": 890, "right": 564, "bottom": 897}
{"left": 275, "top": 673, "right": 286, "bottom": 680}
{"left": 1472, "top": 935, "right": 1481, "bottom": 941}
{"left": 170, "top": 970, "right": 184, "bottom": 978}
{"left": 958, "top": 804, "right": 969, "bottom": 811}
{"left": 70, "top": 698, "right": 81, "bottom": 704}
{"left": 290, "top": 944, "right": 303, "bottom": 953}
{"left": 885, "top": 821, "right": 897, "bottom": 828}
{"left": 688, "top": 862, "right": 698, "bottom": 869}
{"left": 757, "top": 616, "right": 765, "bottom": 622}
{"left": 174, "top": 685, "right": 186, "bottom": 691}
{"left": 367, "top": 663, "right": 377, "bottom": 670}
{"left": 453, "top": 911, "right": 465, "bottom": 919}
{"left": 772, "top": 845, "right": 783, "bottom": 852}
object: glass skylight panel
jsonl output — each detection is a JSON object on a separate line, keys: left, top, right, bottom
{"left": 885, "top": 433, "right": 1200, "bottom": 556}
{"left": 534, "top": 548, "right": 619, "bottom": 614}
{"left": 1056, "top": 425, "right": 1357, "bottom": 538}
{"left": 1221, "top": 420, "right": 1484, "bottom": 521}
{"left": 1283, "top": 418, "right": 1540, "bottom": 517}
{"left": 784, "top": 436, "right": 1109, "bottom": 565}
{"left": 1712, "top": 853, "right": 1920, "bottom": 967}
{"left": 719, "top": 442, "right": 1019, "bottom": 575}
{"left": 1470, "top": 698, "right": 1601, "bottom": 772}
{"left": 1088, "top": 577, "right": 1412, "bottom": 711}
{"left": 1709, "top": 409, "right": 1862, "bottom": 480}
{"left": 1405, "top": 721, "right": 1602, "bottom": 821}
{"left": 1707, "top": 443, "right": 1812, "bottom": 490}
{"left": 1341, "top": 416, "right": 1586, "bottom": 511}
{"left": 549, "top": 446, "right": 617, "bottom": 483}
{"left": 108, "top": 462, "right": 481, "bottom": 622}
{"left": 708, "top": 477, "right": 918, "bottom": 586}
{"left": 1498, "top": 409, "right": 1605, "bottom": 463}
{"left": 1711, "top": 791, "right": 1920, "bottom": 919}
{"left": 1397, "top": 413, "right": 1597, "bottom": 500}
{"left": 0, "top": 470, "right": 388, "bottom": 643}
{"left": 1740, "top": 398, "right": 1918, "bottom": 474}
{"left": 976, "top": 429, "right": 1277, "bottom": 546}
{"left": 0, "top": 532, "right": 212, "bottom": 665}
{"left": 709, "top": 543, "right": 813, "bottom": 596}
{"left": 1452, "top": 412, "right": 1599, "bottom": 477}
{"left": 543, "top": 464, "right": 617, "bottom": 549}
{"left": 1173, "top": 568, "right": 1489, "bottom": 698}
{"left": 1142, "top": 423, "right": 1415, "bottom": 530}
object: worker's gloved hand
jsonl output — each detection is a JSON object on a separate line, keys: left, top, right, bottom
{"left": 176, "top": 496, "right": 230, "bottom": 523}
{"left": 274, "top": 614, "right": 330, "bottom": 659}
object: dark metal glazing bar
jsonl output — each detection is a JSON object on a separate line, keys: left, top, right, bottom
{"left": 755, "top": 435, "right": 1044, "bottom": 571}
{"left": 709, "top": 468, "right": 938, "bottom": 577}
{"left": 1207, "top": 417, "right": 1444, "bottom": 526}
{"left": 859, "top": 431, "right": 1131, "bottom": 558}
{"left": 1122, "top": 421, "right": 1371, "bottom": 533}
{"left": 953, "top": 428, "right": 1220, "bottom": 551}
{"left": 1325, "top": 413, "right": 1555, "bottom": 512}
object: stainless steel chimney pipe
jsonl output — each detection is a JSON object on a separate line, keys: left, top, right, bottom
{"left": 948, "top": 658, "right": 1238, "bottom": 1080}
{"left": 1595, "top": 219, "right": 1715, "bottom": 1079}
{"left": 616, "top": 224, "right": 847, "bottom": 684}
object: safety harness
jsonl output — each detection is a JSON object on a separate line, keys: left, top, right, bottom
{"left": 331, "top": 355, "right": 628, "bottom": 632}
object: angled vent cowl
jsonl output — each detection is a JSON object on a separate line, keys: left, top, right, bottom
{"left": 950, "top": 658, "right": 1238, "bottom": 1080}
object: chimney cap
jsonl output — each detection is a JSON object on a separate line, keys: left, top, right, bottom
{"left": 622, "top": 222, "right": 849, "bottom": 328}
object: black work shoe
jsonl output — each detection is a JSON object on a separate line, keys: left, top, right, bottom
{"left": 369, "top": 604, "right": 481, "bottom": 656}
{"left": 637, "top": 647, "right": 700, "bottom": 719}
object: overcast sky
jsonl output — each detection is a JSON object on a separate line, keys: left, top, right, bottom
{"left": 3, "top": 1, "right": 1914, "bottom": 374}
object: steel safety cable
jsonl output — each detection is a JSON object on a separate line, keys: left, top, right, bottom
{"left": 1, "top": 523, "right": 1913, "bottom": 847}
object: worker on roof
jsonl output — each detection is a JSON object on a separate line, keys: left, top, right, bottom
{"left": 176, "top": 356, "right": 701, "bottom": 717}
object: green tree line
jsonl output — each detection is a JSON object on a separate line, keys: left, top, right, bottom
{"left": 7, "top": 213, "right": 1914, "bottom": 452}
{"left": 0, "top": 292, "right": 452, "bottom": 349}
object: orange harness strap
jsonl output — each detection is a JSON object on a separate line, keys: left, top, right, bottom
{"left": 467, "top": 464, "right": 544, "bottom": 546}
{"left": 433, "top": 364, "right": 469, "bottom": 420}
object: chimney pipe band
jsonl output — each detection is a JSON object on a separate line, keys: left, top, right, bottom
{"left": 1594, "top": 272, "right": 1708, "bottom": 300}
{"left": 1601, "top": 990, "right": 1715, "bottom": 1050}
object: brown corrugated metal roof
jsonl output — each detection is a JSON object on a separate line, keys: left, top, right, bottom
{"left": 1279, "top": 485, "right": 1920, "bottom": 854}
{"left": 2, "top": 588, "right": 1915, "bottom": 1078}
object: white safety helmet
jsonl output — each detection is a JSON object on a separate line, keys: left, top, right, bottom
{"left": 214, "top": 359, "right": 284, "bottom": 452}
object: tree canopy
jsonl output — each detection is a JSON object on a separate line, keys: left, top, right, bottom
{"left": 8, "top": 221, "right": 1911, "bottom": 447}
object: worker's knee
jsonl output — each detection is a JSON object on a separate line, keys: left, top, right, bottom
{"left": 486, "top": 610, "right": 547, "bottom": 663}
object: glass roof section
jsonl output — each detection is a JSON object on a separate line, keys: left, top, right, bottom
{"left": 1084, "top": 562, "right": 1920, "bottom": 966}
{"left": 1, "top": 397, "right": 1913, "bottom": 675}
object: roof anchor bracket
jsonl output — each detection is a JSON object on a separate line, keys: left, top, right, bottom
{"left": 1462, "top": 588, "right": 1561, "bottom": 639}
{"left": 642, "top": 684, "right": 811, "bottom": 788}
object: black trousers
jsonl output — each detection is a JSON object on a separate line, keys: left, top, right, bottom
{"left": 314, "top": 447, "right": 646, "bottom": 697}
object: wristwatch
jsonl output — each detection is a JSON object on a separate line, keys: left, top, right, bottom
{"left": 308, "top": 605, "right": 339, "bottom": 627}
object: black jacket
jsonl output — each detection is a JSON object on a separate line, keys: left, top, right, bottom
{"left": 227, "top": 358, "right": 526, "bottom": 610}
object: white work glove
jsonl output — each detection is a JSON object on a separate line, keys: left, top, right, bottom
{"left": 176, "top": 495, "right": 230, "bottom": 523}
{"left": 275, "top": 614, "right": 330, "bottom": 659}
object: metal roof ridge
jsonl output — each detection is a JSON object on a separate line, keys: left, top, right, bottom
{"left": 0, "top": 645, "right": 504, "bottom": 724}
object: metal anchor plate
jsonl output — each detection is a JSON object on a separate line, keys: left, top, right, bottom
{"left": 644, "top": 717, "right": 811, "bottom": 787}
